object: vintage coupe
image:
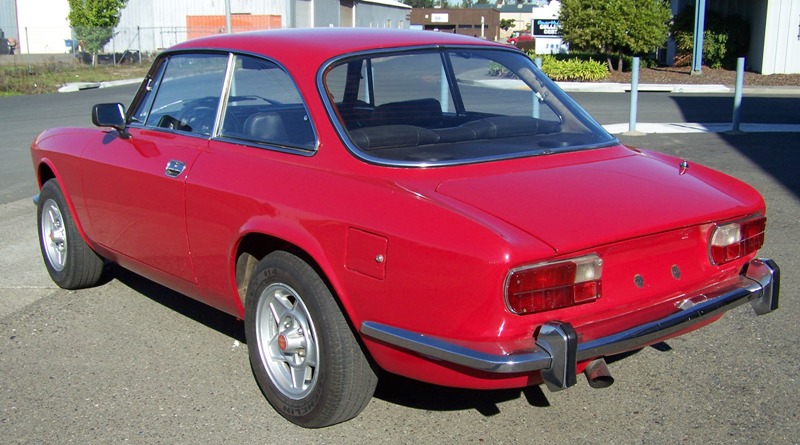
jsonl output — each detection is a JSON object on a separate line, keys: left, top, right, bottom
{"left": 31, "top": 29, "right": 779, "bottom": 427}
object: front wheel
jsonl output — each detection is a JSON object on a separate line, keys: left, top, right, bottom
{"left": 245, "top": 251, "right": 377, "bottom": 428}
{"left": 37, "top": 179, "right": 104, "bottom": 289}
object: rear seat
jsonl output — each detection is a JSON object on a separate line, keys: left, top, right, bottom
{"left": 348, "top": 116, "right": 560, "bottom": 151}
{"left": 370, "top": 98, "right": 444, "bottom": 128}
{"left": 348, "top": 125, "right": 439, "bottom": 151}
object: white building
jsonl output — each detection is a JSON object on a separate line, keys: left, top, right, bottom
{"left": 0, "top": 0, "right": 410, "bottom": 55}
{"left": 113, "top": 0, "right": 411, "bottom": 52}
{"left": 1, "top": 0, "right": 72, "bottom": 54}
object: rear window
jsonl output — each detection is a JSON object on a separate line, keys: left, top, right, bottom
{"left": 323, "top": 48, "right": 615, "bottom": 166}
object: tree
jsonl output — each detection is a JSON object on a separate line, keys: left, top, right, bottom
{"left": 403, "top": 0, "right": 436, "bottom": 7}
{"left": 67, "top": 0, "right": 128, "bottom": 65}
{"left": 559, "top": 0, "right": 671, "bottom": 72}
{"left": 499, "top": 19, "right": 516, "bottom": 31}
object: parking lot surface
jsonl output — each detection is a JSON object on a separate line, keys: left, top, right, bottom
{"left": 1, "top": 86, "right": 798, "bottom": 444}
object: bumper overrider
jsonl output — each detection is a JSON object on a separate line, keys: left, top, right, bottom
{"left": 360, "top": 258, "right": 780, "bottom": 392}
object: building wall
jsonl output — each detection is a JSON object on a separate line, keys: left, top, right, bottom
{"left": 14, "top": 0, "right": 71, "bottom": 54}
{"left": 114, "top": 0, "right": 408, "bottom": 52}
{"left": 114, "top": 0, "right": 285, "bottom": 51}
{"left": 411, "top": 8, "right": 500, "bottom": 39}
{"left": 356, "top": 1, "right": 409, "bottom": 28}
{"left": 756, "top": 0, "right": 800, "bottom": 74}
{"left": 500, "top": 10, "right": 532, "bottom": 36}
{"left": 0, "top": 0, "right": 17, "bottom": 40}
{"left": 315, "top": 0, "right": 340, "bottom": 27}
{"left": 295, "top": 0, "right": 313, "bottom": 28}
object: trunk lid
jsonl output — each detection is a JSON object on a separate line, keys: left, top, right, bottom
{"left": 435, "top": 148, "right": 762, "bottom": 254}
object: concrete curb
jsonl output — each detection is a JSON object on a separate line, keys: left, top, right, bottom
{"left": 58, "top": 77, "right": 143, "bottom": 93}
{"left": 604, "top": 122, "right": 800, "bottom": 134}
{"left": 559, "top": 82, "right": 800, "bottom": 95}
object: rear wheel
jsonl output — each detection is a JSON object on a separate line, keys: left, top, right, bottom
{"left": 245, "top": 251, "right": 377, "bottom": 427}
{"left": 37, "top": 179, "right": 104, "bottom": 289}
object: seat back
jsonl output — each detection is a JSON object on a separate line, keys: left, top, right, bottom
{"left": 371, "top": 98, "right": 443, "bottom": 128}
{"left": 244, "top": 112, "right": 289, "bottom": 144}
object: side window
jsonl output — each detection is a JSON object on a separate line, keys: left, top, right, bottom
{"left": 369, "top": 53, "right": 455, "bottom": 112}
{"left": 220, "top": 55, "right": 315, "bottom": 150}
{"left": 448, "top": 53, "right": 561, "bottom": 123}
{"left": 133, "top": 53, "right": 228, "bottom": 136}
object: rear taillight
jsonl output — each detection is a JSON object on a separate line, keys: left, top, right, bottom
{"left": 709, "top": 216, "right": 766, "bottom": 265}
{"left": 505, "top": 254, "right": 602, "bottom": 315}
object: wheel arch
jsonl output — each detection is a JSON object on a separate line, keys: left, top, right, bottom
{"left": 232, "top": 230, "right": 377, "bottom": 363}
{"left": 34, "top": 159, "right": 95, "bottom": 249}
{"left": 233, "top": 230, "right": 350, "bottom": 323}
{"left": 36, "top": 161, "right": 57, "bottom": 188}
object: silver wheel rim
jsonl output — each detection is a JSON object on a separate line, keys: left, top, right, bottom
{"left": 41, "top": 198, "right": 67, "bottom": 272}
{"left": 255, "top": 283, "right": 319, "bottom": 399}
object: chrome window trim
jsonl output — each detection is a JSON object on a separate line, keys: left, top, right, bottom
{"left": 317, "top": 45, "right": 618, "bottom": 168}
{"left": 127, "top": 48, "right": 319, "bottom": 154}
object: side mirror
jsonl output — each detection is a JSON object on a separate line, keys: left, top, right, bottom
{"left": 92, "top": 103, "right": 130, "bottom": 139}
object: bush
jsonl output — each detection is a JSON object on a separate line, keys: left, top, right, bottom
{"left": 487, "top": 61, "right": 515, "bottom": 78}
{"left": 531, "top": 54, "right": 609, "bottom": 82}
{"left": 534, "top": 52, "right": 656, "bottom": 72}
{"left": 516, "top": 40, "right": 536, "bottom": 53}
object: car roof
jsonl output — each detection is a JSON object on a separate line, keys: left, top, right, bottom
{"left": 170, "top": 28, "right": 506, "bottom": 67}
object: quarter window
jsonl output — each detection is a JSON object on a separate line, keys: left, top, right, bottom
{"left": 220, "top": 55, "right": 316, "bottom": 150}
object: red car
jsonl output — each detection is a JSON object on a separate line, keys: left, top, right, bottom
{"left": 507, "top": 30, "right": 533, "bottom": 45}
{"left": 31, "top": 28, "right": 779, "bottom": 428}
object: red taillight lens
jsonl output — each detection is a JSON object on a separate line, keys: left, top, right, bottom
{"left": 505, "top": 255, "right": 602, "bottom": 314}
{"left": 709, "top": 216, "right": 766, "bottom": 265}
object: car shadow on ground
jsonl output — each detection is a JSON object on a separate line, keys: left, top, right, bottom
{"left": 110, "top": 265, "right": 247, "bottom": 343}
{"left": 106, "top": 263, "right": 672, "bottom": 417}
{"left": 373, "top": 371, "right": 552, "bottom": 415}
{"left": 372, "top": 343, "right": 666, "bottom": 416}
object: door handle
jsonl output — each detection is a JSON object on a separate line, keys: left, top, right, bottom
{"left": 165, "top": 160, "right": 186, "bottom": 178}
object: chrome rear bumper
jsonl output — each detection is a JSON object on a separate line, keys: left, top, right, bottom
{"left": 360, "top": 258, "right": 779, "bottom": 392}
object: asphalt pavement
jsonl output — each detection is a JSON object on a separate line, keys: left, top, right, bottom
{"left": 1, "top": 84, "right": 798, "bottom": 444}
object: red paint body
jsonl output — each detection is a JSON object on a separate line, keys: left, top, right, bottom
{"left": 31, "top": 29, "right": 770, "bottom": 391}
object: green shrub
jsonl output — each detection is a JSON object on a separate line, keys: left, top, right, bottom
{"left": 620, "top": 54, "right": 659, "bottom": 69}
{"left": 516, "top": 40, "right": 536, "bottom": 53}
{"left": 532, "top": 54, "right": 609, "bottom": 81}
{"left": 487, "top": 61, "right": 514, "bottom": 78}
{"left": 535, "top": 51, "right": 654, "bottom": 72}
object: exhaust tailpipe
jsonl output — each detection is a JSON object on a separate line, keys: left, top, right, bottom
{"left": 584, "top": 358, "right": 614, "bottom": 389}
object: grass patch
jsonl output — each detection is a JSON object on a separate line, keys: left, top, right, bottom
{"left": 0, "top": 58, "right": 149, "bottom": 95}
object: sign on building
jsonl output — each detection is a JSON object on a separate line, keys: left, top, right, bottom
{"left": 532, "top": 19, "right": 561, "bottom": 36}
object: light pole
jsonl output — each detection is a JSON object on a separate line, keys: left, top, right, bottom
{"left": 691, "top": 0, "right": 706, "bottom": 75}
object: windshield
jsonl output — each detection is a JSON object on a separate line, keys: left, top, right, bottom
{"left": 322, "top": 47, "right": 616, "bottom": 166}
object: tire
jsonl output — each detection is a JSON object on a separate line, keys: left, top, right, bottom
{"left": 245, "top": 251, "right": 377, "bottom": 428}
{"left": 37, "top": 179, "right": 104, "bottom": 289}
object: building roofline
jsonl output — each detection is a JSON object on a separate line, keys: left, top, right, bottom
{"left": 360, "top": 0, "right": 412, "bottom": 9}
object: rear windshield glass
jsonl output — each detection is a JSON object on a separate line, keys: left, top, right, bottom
{"left": 323, "top": 48, "right": 615, "bottom": 166}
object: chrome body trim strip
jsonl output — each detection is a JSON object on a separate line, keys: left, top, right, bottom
{"left": 360, "top": 258, "right": 779, "bottom": 388}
